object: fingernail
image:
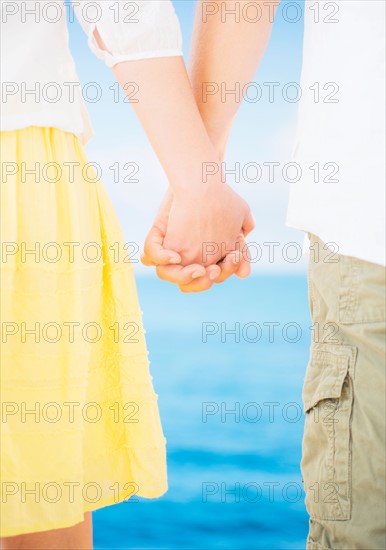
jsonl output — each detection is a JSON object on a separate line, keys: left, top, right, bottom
{"left": 192, "top": 270, "right": 203, "bottom": 279}
{"left": 169, "top": 257, "right": 180, "bottom": 264}
{"left": 209, "top": 271, "right": 218, "bottom": 281}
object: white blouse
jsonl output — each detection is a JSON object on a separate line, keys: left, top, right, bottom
{"left": 0, "top": 0, "right": 183, "bottom": 143}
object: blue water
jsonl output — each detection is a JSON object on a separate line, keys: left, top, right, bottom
{"left": 94, "top": 274, "right": 311, "bottom": 549}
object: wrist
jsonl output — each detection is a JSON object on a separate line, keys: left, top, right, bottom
{"left": 169, "top": 147, "right": 225, "bottom": 200}
{"left": 194, "top": 106, "right": 232, "bottom": 161}
{"left": 173, "top": 171, "right": 228, "bottom": 205}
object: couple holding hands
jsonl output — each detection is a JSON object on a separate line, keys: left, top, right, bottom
{"left": 1, "top": 1, "right": 385, "bottom": 549}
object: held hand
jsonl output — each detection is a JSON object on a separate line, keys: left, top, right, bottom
{"left": 142, "top": 186, "right": 255, "bottom": 292}
{"left": 163, "top": 180, "right": 254, "bottom": 267}
{"left": 142, "top": 189, "right": 220, "bottom": 287}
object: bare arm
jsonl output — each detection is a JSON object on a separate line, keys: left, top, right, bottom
{"left": 110, "top": 55, "right": 253, "bottom": 268}
{"left": 113, "top": 56, "right": 220, "bottom": 200}
{"left": 189, "top": 0, "right": 279, "bottom": 158}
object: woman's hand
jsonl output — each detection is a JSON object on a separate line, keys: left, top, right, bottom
{"left": 142, "top": 189, "right": 221, "bottom": 286}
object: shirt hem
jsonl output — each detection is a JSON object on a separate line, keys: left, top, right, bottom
{"left": 285, "top": 219, "right": 386, "bottom": 267}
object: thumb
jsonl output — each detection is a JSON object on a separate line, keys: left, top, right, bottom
{"left": 142, "top": 223, "right": 181, "bottom": 266}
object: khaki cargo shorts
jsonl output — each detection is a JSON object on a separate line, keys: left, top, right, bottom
{"left": 301, "top": 234, "right": 386, "bottom": 549}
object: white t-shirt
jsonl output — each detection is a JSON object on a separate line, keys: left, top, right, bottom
{"left": 286, "top": 0, "right": 385, "bottom": 266}
{"left": 0, "top": 0, "right": 183, "bottom": 143}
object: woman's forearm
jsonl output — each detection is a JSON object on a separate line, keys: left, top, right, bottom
{"left": 112, "top": 56, "right": 222, "bottom": 198}
{"left": 92, "top": 25, "right": 254, "bottom": 274}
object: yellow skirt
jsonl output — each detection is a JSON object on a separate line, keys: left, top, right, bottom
{"left": 0, "top": 127, "right": 167, "bottom": 537}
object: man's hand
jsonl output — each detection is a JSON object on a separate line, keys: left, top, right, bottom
{"left": 141, "top": 188, "right": 254, "bottom": 293}
{"left": 163, "top": 179, "right": 253, "bottom": 267}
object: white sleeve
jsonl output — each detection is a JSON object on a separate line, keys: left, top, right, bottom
{"left": 72, "top": 0, "right": 183, "bottom": 67}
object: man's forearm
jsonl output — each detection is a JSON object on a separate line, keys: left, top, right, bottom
{"left": 189, "top": 0, "right": 278, "bottom": 158}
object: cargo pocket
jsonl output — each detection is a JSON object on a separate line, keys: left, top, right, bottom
{"left": 301, "top": 344, "right": 356, "bottom": 520}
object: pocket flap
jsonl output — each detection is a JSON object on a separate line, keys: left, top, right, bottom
{"left": 303, "top": 348, "right": 350, "bottom": 413}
